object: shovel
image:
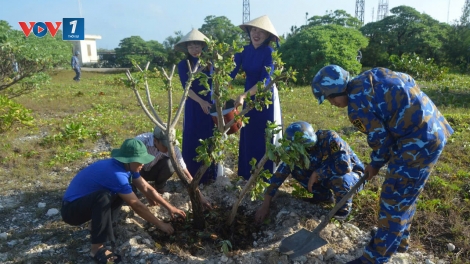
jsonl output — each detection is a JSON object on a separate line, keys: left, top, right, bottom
{"left": 279, "top": 173, "right": 368, "bottom": 259}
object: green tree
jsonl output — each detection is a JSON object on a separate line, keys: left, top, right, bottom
{"left": 280, "top": 24, "right": 368, "bottom": 84}
{"left": 162, "top": 31, "right": 185, "bottom": 68}
{"left": 443, "top": 2, "right": 470, "bottom": 71}
{"left": 460, "top": 0, "right": 470, "bottom": 25}
{"left": 199, "top": 16, "right": 244, "bottom": 44}
{"left": 115, "top": 36, "right": 167, "bottom": 68}
{"left": 444, "top": 23, "right": 470, "bottom": 71}
{"left": 360, "top": 6, "right": 450, "bottom": 67}
{"left": 146, "top": 40, "right": 167, "bottom": 66}
{"left": 306, "top": 10, "right": 362, "bottom": 29}
{"left": 0, "top": 20, "right": 72, "bottom": 98}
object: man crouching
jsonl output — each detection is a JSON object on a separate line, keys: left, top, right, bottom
{"left": 61, "top": 138, "right": 186, "bottom": 263}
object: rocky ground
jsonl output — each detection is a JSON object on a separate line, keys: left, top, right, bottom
{"left": 0, "top": 139, "right": 456, "bottom": 264}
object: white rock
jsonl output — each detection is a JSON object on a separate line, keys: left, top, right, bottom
{"left": 276, "top": 209, "right": 289, "bottom": 220}
{"left": 390, "top": 253, "right": 409, "bottom": 264}
{"left": 121, "top": 205, "right": 132, "bottom": 213}
{"left": 221, "top": 255, "right": 229, "bottom": 262}
{"left": 446, "top": 243, "right": 455, "bottom": 251}
{"left": 46, "top": 208, "right": 59, "bottom": 216}
{"left": 129, "top": 237, "right": 139, "bottom": 246}
{"left": 425, "top": 260, "right": 435, "bottom": 264}
{"left": 324, "top": 248, "right": 336, "bottom": 260}
{"left": 224, "top": 167, "right": 234, "bottom": 176}
{"left": 0, "top": 233, "right": 8, "bottom": 240}
{"left": 214, "top": 174, "right": 233, "bottom": 187}
{"left": 37, "top": 202, "right": 46, "bottom": 208}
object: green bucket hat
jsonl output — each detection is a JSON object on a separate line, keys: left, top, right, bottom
{"left": 111, "top": 138, "right": 155, "bottom": 164}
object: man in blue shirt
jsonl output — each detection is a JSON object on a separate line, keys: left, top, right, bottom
{"left": 71, "top": 50, "right": 81, "bottom": 81}
{"left": 61, "top": 138, "right": 186, "bottom": 263}
{"left": 255, "top": 121, "right": 365, "bottom": 223}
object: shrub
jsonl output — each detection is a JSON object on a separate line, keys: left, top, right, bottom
{"left": 0, "top": 95, "right": 33, "bottom": 133}
{"left": 389, "top": 53, "right": 448, "bottom": 81}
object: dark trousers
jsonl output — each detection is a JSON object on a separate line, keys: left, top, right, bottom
{"left": 140, "top": 157, "right": 174, "bottom": 189}
{"left": 73, "top": 68, "right": 81, "bottom": 81}
{"left": 61, "top": 190, "right": 124, "bottom": 244}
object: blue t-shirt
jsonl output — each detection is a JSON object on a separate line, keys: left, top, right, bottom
{"left": 63, "top": 158, "right": 140, "bottom": 202}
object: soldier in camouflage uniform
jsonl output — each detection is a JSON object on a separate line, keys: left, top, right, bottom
{"left": 311, "top": 65, "right": 454, "bottom": 264}
{"left": 254, "top": 121, "right": 365, "bottom": 224}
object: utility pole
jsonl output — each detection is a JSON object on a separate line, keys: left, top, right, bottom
{"left": 372, "top": 7, "right": 375, "bottom": 22}
{"left": 243, "top": 0, "right": 250, "bottom": 24}
{"left": 447, "top": 0, "right": 450, "bottom": 24}
{"left": 78, "top": 0, "right": 83, "bottom": 17}
{"left": 461, "top": 0, "right": 470, "bottom": 25}
{"left": 377, "top": 0, "right": 389, "bottom": 21}
{"left": 355, "top": 0, "right": 365, "bottom": 24}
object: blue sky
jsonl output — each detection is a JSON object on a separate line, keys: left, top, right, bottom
{"left": 1, "top": 0, "right": 466, "bottom": 49}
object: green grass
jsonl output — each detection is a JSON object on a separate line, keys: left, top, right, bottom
{"left": 1, "top": 69, "right": 470, "bottom": 261}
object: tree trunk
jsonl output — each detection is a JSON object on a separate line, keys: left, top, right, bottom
{"left": 188, "top": 186, "right": 206, "bottom": 230}
{"left": 226, "top": 154, "right": 269, "bottom": 226}
{"left": 189, "top": 164, "right": 210, "bottom": 229}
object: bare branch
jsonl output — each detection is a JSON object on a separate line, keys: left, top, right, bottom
{"left": 124, "top": 69, "right": 159, "bottom": 125}
{"left": 171, "top": 60, "right": 197, "bottom": 128}
{"left": 142, "top": 70, "right": 165, "bottom": 126}
{"left": 169, "top": 64, "right": 176, "bottom": 79}
{"left": 160, "top": 67, "right": 174, "bottom": 131}
{"left": 162, "top": 67, "right": 171, "bottom": 81}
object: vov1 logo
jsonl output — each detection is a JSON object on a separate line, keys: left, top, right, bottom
{"left": 18, "top": 21, "right": 62, "bottom": 38}
{"left": 62, "top": 18, "right": 85, "bottom": 40}
{"left": 18, "top": 18, "right": 85, "bottom": 40}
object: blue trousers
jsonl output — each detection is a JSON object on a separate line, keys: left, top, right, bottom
{"left": 73, "top": 68, "right": 81, "bottom": 81}
{"left": 302, "top": 171, "right": 362, "bottom": 214}
{"left": 361, "top": 138, "right": 446, "bottom": 264}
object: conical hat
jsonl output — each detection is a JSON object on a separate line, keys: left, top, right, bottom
{"left": 239, "top": 15, "right": 279, "bottom": 41}
{"left": 174, "top": 29, "right": 209, "bottom": 52}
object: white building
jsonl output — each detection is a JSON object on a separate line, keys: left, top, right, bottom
{"left": 71, "top": 34, "right": 102, "bottom": 65}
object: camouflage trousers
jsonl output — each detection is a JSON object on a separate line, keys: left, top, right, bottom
{"left": 361, "top": 138, "right": 446, "bottom": 264}
{"left": 306, "top": 171, "right": 363, "bottom": 214}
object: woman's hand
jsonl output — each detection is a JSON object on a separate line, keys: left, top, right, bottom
{"left": 234, "top": 93, "right": 246, "bottom": 108}
{"left": 199, "top": 100, "right": 212, "bottom": 114}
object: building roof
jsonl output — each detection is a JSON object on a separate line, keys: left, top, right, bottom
{"left": 85, "top": 35, "right": 102, "bottom": 40}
